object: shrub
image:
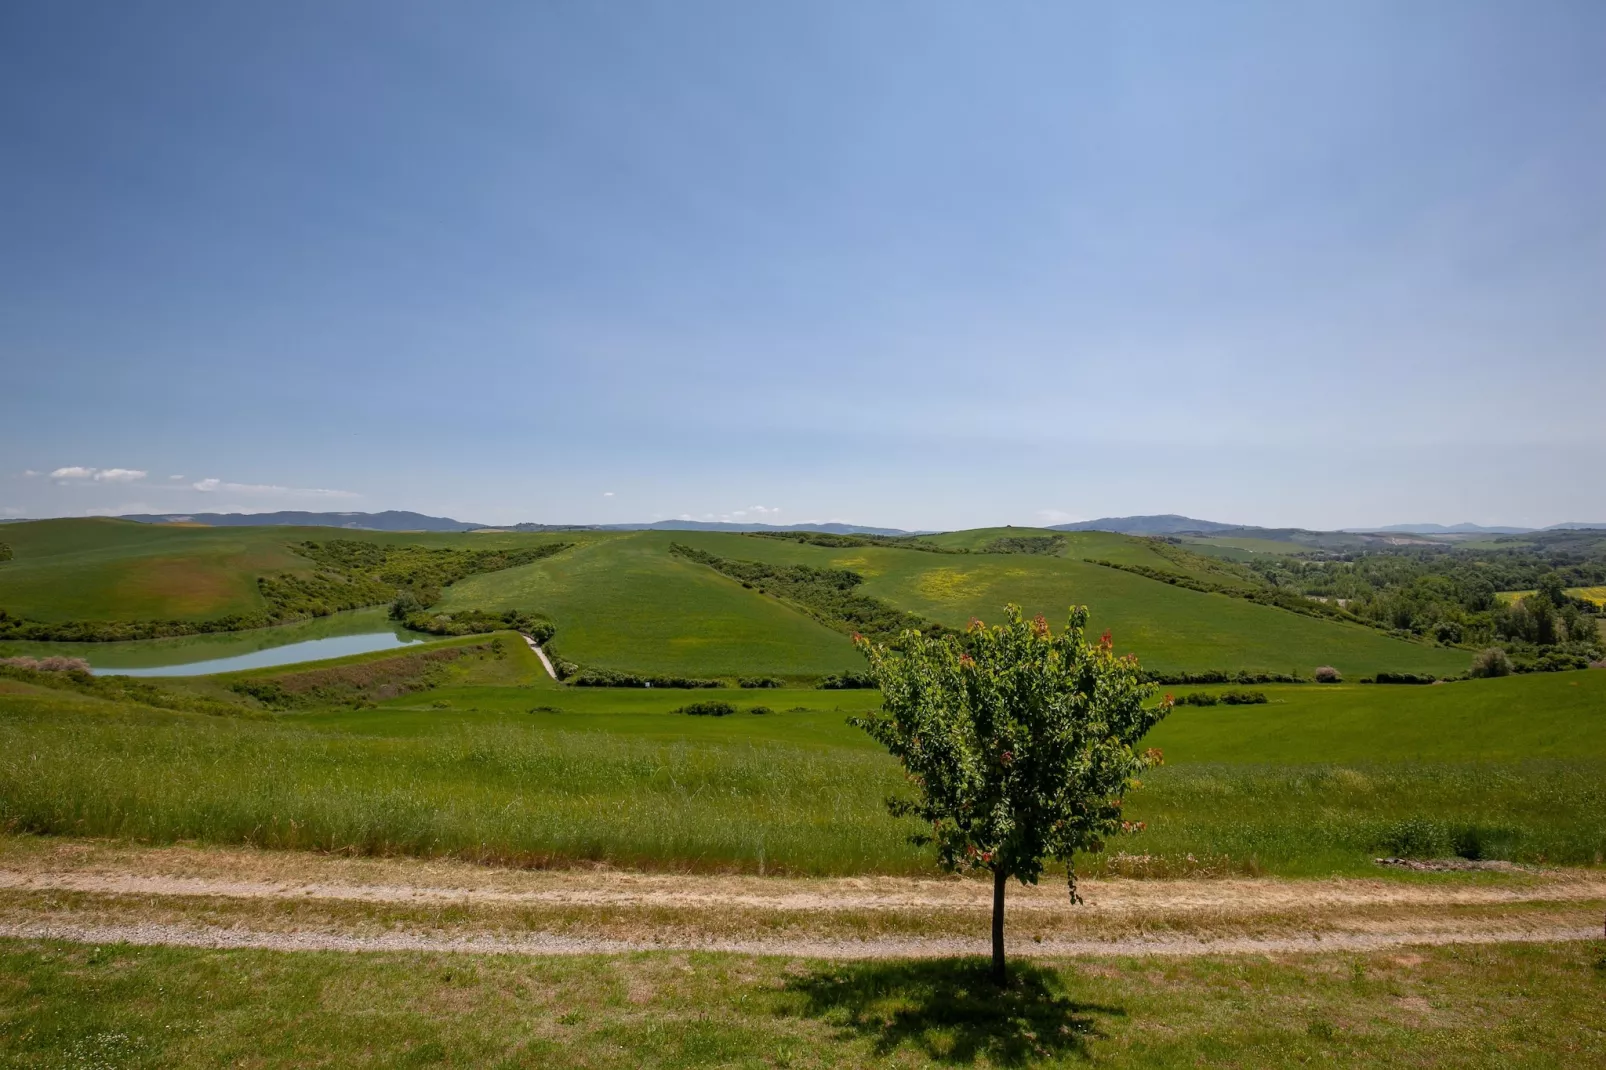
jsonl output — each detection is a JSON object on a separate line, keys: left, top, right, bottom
{"left": 1218, "top": 689, "right": 1268, "bottom": 705}
{"left": 817, "top": 671, "right": 877, "bottom": 690}
{"left": 739, "top": 677, "right": 782, "bottom": 689}
{"left": 401, "top": 608, "right": 553, "bottom": 640}
{"left": 1147, "top": 669, "right": 1306, "bottom": 685}
{"left": 669, "top": 543, "right": 950, "bottom": 647}
{"left": 748, "top": 705, "right": 774, "bottom": 715}
{"left": 570, "top": 669, "right": 724, "bottom": 689}
{"left": 1372, "top": 671, "right": 1437, "bottom": 684}
{"left": 1177, "top": 692, "right": 1218, "bottom": 707}
{"left": 678, "top": 700, "right": 736, "bottom": 716}
{"left": 1468, "top": 648, "right": 1512, "bottom": 679}
{"left": 1314, "top": 666, "right": 1342, "bottom": 683}
{"left": 979, "top": 535, "right": 1066, "bottom": 556}
{"left": 0, "top": 542, "right": 11, "bottom": 562}
{"left": 0, "top": 655, "right": 91, "bottom": 673}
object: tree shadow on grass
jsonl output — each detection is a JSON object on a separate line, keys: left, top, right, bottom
{"left": 784, "top": 958, "right": 1125, "bottom": 1065}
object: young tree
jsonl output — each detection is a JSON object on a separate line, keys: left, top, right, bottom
{"left": 851, "top": 605, "right": 1170, "bottom": 985}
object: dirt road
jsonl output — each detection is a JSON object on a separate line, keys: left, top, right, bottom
{"left": 520, "top": 633, "right": 558, "bottom": 679}
{"left": 2, "top": 838, "right": 1601, "bottom": 959}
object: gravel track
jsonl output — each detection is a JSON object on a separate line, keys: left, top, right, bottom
{"left": 0, "top": 919, "right": 1594, "bottom": 960}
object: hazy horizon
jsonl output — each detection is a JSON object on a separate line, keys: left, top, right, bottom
{"left": 5, "top": 2, "right": 1603, "bottom": 531}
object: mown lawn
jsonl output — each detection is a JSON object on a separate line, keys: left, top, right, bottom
{"left": 0, "top": 938, "right": 1601, "bottom": 1067}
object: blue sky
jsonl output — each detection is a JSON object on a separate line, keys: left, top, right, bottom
{"left": 3, "top": 1, "right": 1603, "bottom": 530}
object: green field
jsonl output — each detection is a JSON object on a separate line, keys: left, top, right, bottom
{"left": 3, "top": 638, "right": 1601, "bottom": 876}
{"left": 0, "top": 517, "right": 1597, "bottom": 881}
{"left": 3, "top": 938, "right": 1601, "bottom": 1068}
{"left": 0, "top": 519, "right": 599, "bottom": 624}
{"left": 663, "top": 530, "right": 1469, "bottom": 677}
{"left": 439, "top": 534, "right": 864, "bottom": 679}
{"left": 0, "top": 520, "right": 1474, "bottom": 680}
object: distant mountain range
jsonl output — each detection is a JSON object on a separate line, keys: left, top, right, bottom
{"left": 1054, "top": 515, "right": 1605, "bottom": 537}
{"left": 592, "top": 520, "right": 920, "bottom": 535}
{"left": 1050, "top": 514, "right": 1246, "bottom": 535}
{"left": 117, "top": 511, "right": 917, "bottom": 536}
{"left": 1349, "top": 523, "right": 1531, "bottom": 535}
{"left": 95, "top": 510, "right": 1606, "bottom": 537}
{"left": 1347, "top": 522, "right": 1606, "bottom": 535}
{"left": 119, "top": 510, "right": 482, "bottom": 532}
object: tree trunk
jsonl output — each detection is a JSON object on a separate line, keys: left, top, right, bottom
{"left": 991, "top": 867, "right": 1007, "bottom": 987}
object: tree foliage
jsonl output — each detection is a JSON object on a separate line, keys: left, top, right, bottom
{"left": 670, "top": 543, "right": 950, "bottom": 645}
{"left": 852, "top": 605, "right": 1169, "bottom": 900}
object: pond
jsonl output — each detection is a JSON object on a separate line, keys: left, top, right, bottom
{"left": 0, "top": 607, "right": 445, "bottom": 676}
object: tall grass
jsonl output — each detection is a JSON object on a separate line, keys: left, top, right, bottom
{"left": 0, "top": 692, "right": 921, "bottom": 874}
{"left": 1111, "top": 762, "right": 1606, "bottom": 876}
{"left": 4, "top": 688, "right": 1602, "bottom": 876}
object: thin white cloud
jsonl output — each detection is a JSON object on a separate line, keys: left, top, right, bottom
{"left": 21, "top": 470, "right": 39, "bottom": 478}
{"left": 1037, "top": 509, "right": 1081, "bottom": 524}
{"left": 603, "top": 491, "right": 615, "bottom": 497}
{"left": 2, "top": 506, "right": 23, "bottom": 516}
{"left": 169, "top": 474, "right": 185, "bottom": 481}
{"left": 46, "top": 466, "right": 148, "bottom": 483}
{"left": 191, "top": 477, "right": 357, "bottom": 499}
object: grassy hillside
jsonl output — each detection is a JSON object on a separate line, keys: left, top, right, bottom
{"left": 0, "top": 518, "right": 599, "bottom": 625}
{"left": 0, "top": 520, "right": 1475, "bottom": 678}
{"left": 668, "top": 531, "right": 1469, "bottom": 677}
{"left": 3, "top": 653, "right": 1601, "bottom": 875}
{"left": 438, "top": 533, "right": 864, "bottom": 679}
{"left": 0, "top": 518, "right": 310, "bottom": 622}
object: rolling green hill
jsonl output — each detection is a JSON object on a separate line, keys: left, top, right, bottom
{"left": 438, "top": 533, "right": 864, "bottom": 678}
{"left": 0, "top": 518, "right": 311, "bottom": 622}
{"left": 0, "top": 519, "right": 602, "bottom": 626}
{"left": 3, "top": 655, "right": 1601, "bottom": 875}
{"left": 664, "top": 531, "right": 1469, "bottom": 677}
{"left": 3, "top": 519, "right": 1472, "bottom": 678}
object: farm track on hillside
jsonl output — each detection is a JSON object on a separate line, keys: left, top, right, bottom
{"left": 2, "top": 839, "right": 1601, "bottom": 960}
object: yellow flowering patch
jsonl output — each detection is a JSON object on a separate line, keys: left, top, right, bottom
{"left": 1496, "top": 587, "right": 1606, "bottom": 606}
{"left": 916, "top": 567, "right": 988, "bottom": 604}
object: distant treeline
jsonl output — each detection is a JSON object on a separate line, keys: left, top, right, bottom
{"left": 0, "top": 539, "right": 569, "bottom": 642}
{"left": 670, "top": 542, "right": 950, "bottom": 646}
{"left": 745, "top": 530, "right": 1066, "bottom": 556}
{"left": 1085, "top": 558, "right": 1370, "bottom": 626}
{"left": 1145, "top": 669, "right": 1308, "bottom": 685}
{"left": 745, "top": 531, "right": 961, "bottom": 554}
{"left": 1204, "top": 531, "right": 1606, "bottom": 672}
{"left": 393, "top": 606, "right": 554, "bottom": 641}
{"left": 980, "top": 534, "right": 1065, "bottom": 556}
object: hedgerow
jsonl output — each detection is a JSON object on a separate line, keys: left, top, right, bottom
{"left": 669, "top": 543, "right": 950, "bottom": 646}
